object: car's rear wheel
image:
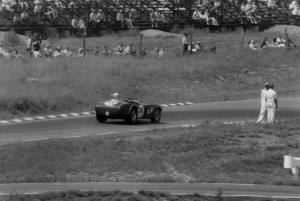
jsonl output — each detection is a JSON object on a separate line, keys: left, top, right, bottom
{"left": 126, "top": 108, "right": 138, "bottom": 124}
{"left": 96, "top": 113, "right": 107, "bottom": 123}
{"left": 150, "top": 109, "right": 161, "bottom": 123}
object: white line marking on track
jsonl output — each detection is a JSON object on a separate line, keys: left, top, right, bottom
{"left": 47, "top": 115, "right": 57, "bottom": 119}
{"left": 177, "top": 103, "right": 185, "bottom": 106}
{"left": 98, "top": 132, "right": 118, "bottom": 135}
{"left": 70, "top": 113, "right": 80, "bottom": 116}
{"left": 59, "top": 114, "right": 69, "bottom": 117}
{"left": 0, "top": 121, "right": 9, "bottom": 124}
{"left": 165, "top": 125, "right": 178, "bottom": 128}
{"left": 12, "top": 119, "right": 23, "bottom": 123}
{"left": 180, "top": 124, "right": 192, "bottom": 128}
{"left": 130, "top": 129, "right": 150, "bottom": 132}
{"left": 160, "top": 104, "right": 168, "bottom": 107}
{"left": 23, "top": 118, "right": 34, "bottom": 121}
{"left": 35, "top": 116, "right": 46, "bottom": 120}
{"left": 81, "top": 112, "right": 91, "bottom": 115}
{"left": 169, "top": 104, "right": 177, "bottom": 106}
{"left": 185, "top": 102, "right": 193, "bottom": 105}
{"left": 60, "top": 135, "right": 88, "bottom": 139}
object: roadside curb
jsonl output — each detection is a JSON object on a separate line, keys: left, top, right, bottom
{"left": 0, "top": 102, "right": 194, "bottom": 125}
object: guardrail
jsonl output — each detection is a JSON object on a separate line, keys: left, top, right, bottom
{"left": 284, "top": 155, "right": 300, "bottom": 177}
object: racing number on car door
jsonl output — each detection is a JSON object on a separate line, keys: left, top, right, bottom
{"left": 137, "top": 105, "right": 144, "bottom": 118}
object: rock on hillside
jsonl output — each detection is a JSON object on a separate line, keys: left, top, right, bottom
{"left": 264, "top": 25, "right": 300, "bottom": 36}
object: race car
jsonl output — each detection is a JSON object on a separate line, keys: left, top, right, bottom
{"left": 95, "top": 98, "right": 162, "bottom": 124}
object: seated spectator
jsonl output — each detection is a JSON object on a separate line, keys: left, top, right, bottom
{"left": 115, "top": 42, "right": 124, "bottom": 55}
{"left": 96, "top": 9, "right": 106, "bottom": 23}
{"left": 34, "top": 3, "right": 43, "bottom": 18}
{"left": 259, "top": 37, "right": 274, "bottom": 48}
{"left": 116, "top": 10, "right": 125, "bottom": 27}
{"left": 45, "top": 5, "right": 58, "bottom": 19}
{"left": 54, "top": 0, "right": 64, "bottom": 8}
{"left": 152, "top": 48, "right": 159, "bottom": 56}
{"left": 289, "top": 0, "right": 300, "bottom": 15}
{"left": 158, "top": 48, "right": 165, "bottom": 57}
{"left": 68, "top": 0, "right": 76, "bottom": 8}
{"left": 245, "top": 1, "right": 257, "bottom": 23}
{"left": 93, "top": 46, "right": 100, "bottom": 56}
{"left": 214, "top": 0, "right": 221, "bottom": 8}
{"left": 206, "top": 10, "right": 219, "bottom": 25}
{"left": 44, "top": 44, "right": 53, "bottom": 57}
{"left": 195, "top": 41, "right": 203, "bottom": 52}
{"left": 62, "top": 47, "right": 73, "bottom": 57}
{"left": 77, "top": 48, "right": 85, "bottom": 58}
{"left": 102, "top": 46, "right": 112, "bottom": 56}
{"left": 19, "top": 0, "right": 29, "bottom": 10}
{"left": 90, "top": 9, "right": 97, "bottom": 23}
{"left": 160, "top": 12, "right": 168, "bottom": 25}
{"left": 53, "top": 47, "right": 62, "bottom": 57}
{"left": 13, "top": 14, "right": 21, "bottom": 24}
{"left": 140, "top": 47, "right": 146, "bottom": 56}
{"left": 21, "top": 10, "right": 29, "bottom": 23}
{"left": 150, "top": 10, "right": 158, "bottom": 27}
{"left": 267, "top": 0, "right": 277, "bottom": 11}
{"left": 1, "top": 0, "right": 14, "bottom": 12}
{"left": 240, "top": 2, "right": 247, "bottom": 16}
{"left": 124, "top": 43, "right": 136, "bottom": 56}
{"left": 273, "top": 36, "right": 286, "bottom": 47}
{"left": 248, "top": 40, "right": 259, "bottom": 50}
{"left": 192, "top": 8, "right": 201, "bottom": 20}
{"left": 7, "top": 44, "right": 18, "bottom": 57}
{"left": 0, "top": 42, "right": 9, "bottom": 58}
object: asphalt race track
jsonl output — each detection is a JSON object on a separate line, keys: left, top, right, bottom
{"left": 0, "top": 97, "right": 299, "bottom": 197}
{"left": 0, "top": 182, "right": 300, "bottom": 198}
{"left": 0, "top": 97, "right": 299, "bottom": 145}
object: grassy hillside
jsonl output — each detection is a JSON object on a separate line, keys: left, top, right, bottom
{"left": 0, "top": 30, "right": 299, "bottom": 119}
{"left": 0, "top": 119, "right": 299, "bottom": 185}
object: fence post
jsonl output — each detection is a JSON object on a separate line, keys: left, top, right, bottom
{"left": 139, "top": 33, "right": 143, "bottom": 55}
{"left": 83, "top": 28, "right": 87, "bottom": 57}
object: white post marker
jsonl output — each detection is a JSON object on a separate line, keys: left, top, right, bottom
{"left": 284, "top": 155, "right": 300, "bottom": 177}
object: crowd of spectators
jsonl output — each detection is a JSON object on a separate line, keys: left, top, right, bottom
{"left": 248, "top": 35, "right": 296, "bottom": 50}
{"left": 1, "top": 0, "right": 300, "bottom": 33}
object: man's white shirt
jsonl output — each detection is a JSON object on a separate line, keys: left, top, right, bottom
{"left": 265, "top": 89, "right": 277, "bottom": 103}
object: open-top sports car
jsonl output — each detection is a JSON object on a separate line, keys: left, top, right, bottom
{"left": 95, "top": 98, "right": 162, "bottom": 124}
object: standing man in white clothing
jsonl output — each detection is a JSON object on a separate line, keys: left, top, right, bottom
{"left": 265, "top": 84, "right": 278, "bottom": 124}
{"left": 257, "top": 83, "right": 269, "bottom": 123}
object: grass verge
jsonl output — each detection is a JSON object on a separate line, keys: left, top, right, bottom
{"left": 0, "top": 119, "right": 299, "bottom": 185}
{"left": 0, "top": 30, "right": 300, "bottom": 119}
{"left": 2, "top": 190, "right": 300, "bottom": 201}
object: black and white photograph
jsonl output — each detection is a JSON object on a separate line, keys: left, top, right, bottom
{"left": 0, "top": 0, "right": 300, "bottom": 200}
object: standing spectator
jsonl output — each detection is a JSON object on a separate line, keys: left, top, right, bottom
{"left": 127, "top": 9, "right": 135, "bottom": 28}
{"left": 182, "top": 33, "right": 189, "bottom": 55}
{"left": 0, "top": 42, "right": 9, "bottom": 57}
{"left": 257, "top": 83, "right": 269, "bottom": 123}
{"left": 289, "top": 0, "right": 300, "bottom": 15}
{"left": 116, "top": 10, "right": 125, "bottom": 28}
{"left": 155, "top": 10, "right": 161, "bottom": 27}
{"left": 71, "top": 16, "right": 79, "bottom": 36}
{"left": 96, "top": 9, "right": 106, "bottom": 24}
{"left": 160, "top": 12, "right": 168, "bottom": 26}
{"left": 265, "top": 84, "right": 278, "bottom": 124}
{"left": 78, "top": 17, "right": 86, "bottom": 36}
{"left": 150, "top": 10, "right": 157, "bottom": 27}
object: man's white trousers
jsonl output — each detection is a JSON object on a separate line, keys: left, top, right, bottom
{"left": 266, "top": 102, "right": 276, "bottom": 123}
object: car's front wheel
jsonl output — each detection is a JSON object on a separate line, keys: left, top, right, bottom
{"left": 150, "top": 109, "right": 161, "bottom": 123}
{"left": 126, "top": 108, "right": 138, "bottom": 124}
{"left": 96, "top": 113, "right": 107, "bottom": 123}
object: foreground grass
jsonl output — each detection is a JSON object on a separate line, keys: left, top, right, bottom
{"left": 3, "top": 190, "right": 299, "bottom": 201}
{"left": 0, "top": 30, "right": 300, "bottom": 119}
{"left": 0, "top": 119, "right": 299, "bottom": 185}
